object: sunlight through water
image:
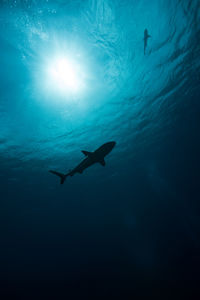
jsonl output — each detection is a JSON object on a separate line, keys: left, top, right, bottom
{"left": 45, "top": 55, "right": 85, "bottom": 96}
{"left": 0, "top": 0, "right": 200, "bottom": 296}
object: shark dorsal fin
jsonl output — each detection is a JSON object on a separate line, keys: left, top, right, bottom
{"left": 82, "top": 150, "right": 93, "bottom": 157}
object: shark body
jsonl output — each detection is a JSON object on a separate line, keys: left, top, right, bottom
{"left": 49, "top": 141, "right": 116, "bottom": 184}
{"left": 144, "top": 28, "right": 151, "bottom": 55}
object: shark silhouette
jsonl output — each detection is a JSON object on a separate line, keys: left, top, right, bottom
{"left": 144, "top": 29, "right": 151, "bottom": 55}
{"left": 49, "top": 141, "right": 116, "bottom": 184}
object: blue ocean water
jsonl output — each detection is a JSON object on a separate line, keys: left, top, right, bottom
{"left": 0, "top": 0, "right": 200, "bottom": 297}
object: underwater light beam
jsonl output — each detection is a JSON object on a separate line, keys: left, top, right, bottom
{"left": 46, "top": 56, "right": 85, "bottom": 95}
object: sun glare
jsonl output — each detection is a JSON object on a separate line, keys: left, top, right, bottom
{"left": 46, "top": 56, "right": 84, "bottom": 94}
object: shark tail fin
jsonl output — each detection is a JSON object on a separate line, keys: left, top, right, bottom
{"left": 49, "top": 170, "right": 68, "bottom": 184}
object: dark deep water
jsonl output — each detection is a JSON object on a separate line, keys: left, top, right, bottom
{"left": 0, "top": 0, "right": 200, "bottom": 298}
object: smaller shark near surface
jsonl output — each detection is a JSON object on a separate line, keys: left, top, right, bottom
{"left": 49, "top": 141, "right": 116, "bottom": 184}
{"left": 144, "top": 28, "right": 151, "bottom": 55}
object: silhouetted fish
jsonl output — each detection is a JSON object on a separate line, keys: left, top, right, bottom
{"left": 49, "top": 141, "right": 116, "bottom": 184}
{"left": 144, "top": 28, "right": 151, "bottom": 55}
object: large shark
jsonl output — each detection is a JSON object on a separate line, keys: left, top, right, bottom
{"left": 144, "top": 28, "right": 151, "bottom": 55}
{"left": 49, "top": 141, "right": 116, "bottom": 184}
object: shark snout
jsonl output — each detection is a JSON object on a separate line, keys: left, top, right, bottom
{"left": 109, "top": 141, "right": 116, "bottom": 149}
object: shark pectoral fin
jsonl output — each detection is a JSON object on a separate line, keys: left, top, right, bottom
{"left": 82, "top": 150, "right": 93, "bottom": 157}
{"left": 99, "top": 159, "right": 106, "bottom": 166}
